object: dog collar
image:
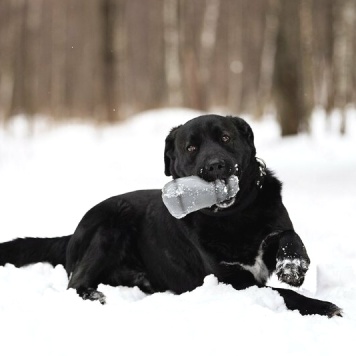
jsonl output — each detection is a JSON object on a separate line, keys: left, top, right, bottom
{"left": 256, "top": 157, "right": 266, "bottom": 189}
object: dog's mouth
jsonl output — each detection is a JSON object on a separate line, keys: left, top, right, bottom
{"left": 212, "top": 174, "right": 239, "bottom": 211}
{"left": 214, "top": 196, "right": 236, "bottom": 210}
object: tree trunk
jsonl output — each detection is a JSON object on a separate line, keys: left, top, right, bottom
{"left": 333, "top": 0, "right": 355, "bottom": 135}
{"left": 256, "top": 0, "right": 279, "bottom": 118}
{"left": 199, "top": 0, "right": 220, "bottom": 109}
{"left": 163, "top": 0, "right": 182, "bottom": 106}
{"left": 299, "top": 0, "right": 314, "bottom": 132}
{"left": 102, "top": 0, "right": 118, "bottom": 122}
{"left": 273, "top": 0, "right": 305, "bottom": 136}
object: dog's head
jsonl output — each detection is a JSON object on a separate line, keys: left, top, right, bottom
{"left": 164, "top": 115, "right": 256, "bottom": 182}
{"left": 164, "top": 115, "right": 258, "bottom": 212}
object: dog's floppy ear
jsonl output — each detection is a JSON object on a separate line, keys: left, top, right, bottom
{"left": 164, "top": 125, "right": 181, "bottom": 176}
{"left": 230, "top": 116, "right": 255, "bottom": 146}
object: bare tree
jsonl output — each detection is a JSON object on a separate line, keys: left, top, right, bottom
{"left": 273, "top": 0, "right": 307, "bottom": 136}
{"left": 299, "top": 0, "right": 314, "bottom": 132}
{"left": 163, "top": 0, "right": 182, "bottom": 106}
{"left": 256, "top": 0, "right": 279, "bottom": 117}
{"left": 199, "top": 0, "right": 220, "bottom": 108}
{"left": 333, "top": 0, "right": 355, "bottom": 134}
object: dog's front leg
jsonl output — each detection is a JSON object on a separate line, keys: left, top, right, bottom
{"left": 272, "top": 230, "right": 310, "bottom": 287}
{"left": 273, "top": 287, "right": 342, "bottom": 317}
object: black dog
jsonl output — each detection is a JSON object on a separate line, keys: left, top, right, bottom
{"left": 0, "top": 115, "right": 341, "bottom": 317}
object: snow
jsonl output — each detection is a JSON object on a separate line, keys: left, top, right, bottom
{"left": 1, "top": 108, "right": 356, "bottom": 355}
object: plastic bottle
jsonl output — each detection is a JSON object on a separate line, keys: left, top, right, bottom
{"left": 162, "top": 175, "right": 239, "bottom": 219}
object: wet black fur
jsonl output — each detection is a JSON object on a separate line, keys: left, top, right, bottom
{"left": 0, "top": 115, "right": 341, "bottom": 317}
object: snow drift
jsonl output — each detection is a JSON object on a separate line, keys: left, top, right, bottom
{"left": 0, "top": 108, "right": 356, "bottom": 355}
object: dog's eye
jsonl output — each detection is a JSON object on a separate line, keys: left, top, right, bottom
{"left": 221, "top": 134, "right": 230, "bottom": 143}
{"left": 187, "top": 145, "right": 197, "bottom": 153}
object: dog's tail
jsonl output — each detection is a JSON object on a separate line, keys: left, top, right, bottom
{"left": 0, "top": 235, "right": 71, "bottom": 268}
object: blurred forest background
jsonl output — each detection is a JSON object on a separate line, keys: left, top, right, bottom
{"left": 0, "top": 0, "right": 355, "bottom": 136}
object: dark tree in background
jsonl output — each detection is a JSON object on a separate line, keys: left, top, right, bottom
{"left": 0, "top": 0, "right": 355, "bottom": 136}
{"left": 273, "top": 0, "right": 313, "bottom": 136}
{"left": 102, "top": 0, "right": 118, "bottom": 123}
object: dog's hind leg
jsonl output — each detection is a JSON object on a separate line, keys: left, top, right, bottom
{"left": 67, "top": 227, "right": 109, "bottom": 304}
{"left": 67, "top": 223, "right": 136, "bottom": 304}
{"left": 66, "top": 198, "right": 147, "bottom": 303}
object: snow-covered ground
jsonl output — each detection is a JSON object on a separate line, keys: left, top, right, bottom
{"left": 0, "top": 108, "right": 355, "bottom": 355}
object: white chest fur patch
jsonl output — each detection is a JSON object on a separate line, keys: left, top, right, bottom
{"left": 221, "top": 244, "right": 269, "bottom": 284}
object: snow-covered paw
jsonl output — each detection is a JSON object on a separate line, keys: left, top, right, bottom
{"left": 276, "top": 258, "right": 309, "bottom": 287}
{"left": 80, "top": 288, "right": 107, "bottom": 305}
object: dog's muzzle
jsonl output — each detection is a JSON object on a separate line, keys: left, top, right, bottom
{"left": 199, "top": 159, "right": 236, "bottom": 182}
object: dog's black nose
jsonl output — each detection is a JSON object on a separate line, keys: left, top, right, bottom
{"left": 202, "top": 159, "right": 230, "bottom": 181}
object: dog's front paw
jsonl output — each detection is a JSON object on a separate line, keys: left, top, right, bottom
{"left": 276, "top": 258, "right": 309, "bottom": 287}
